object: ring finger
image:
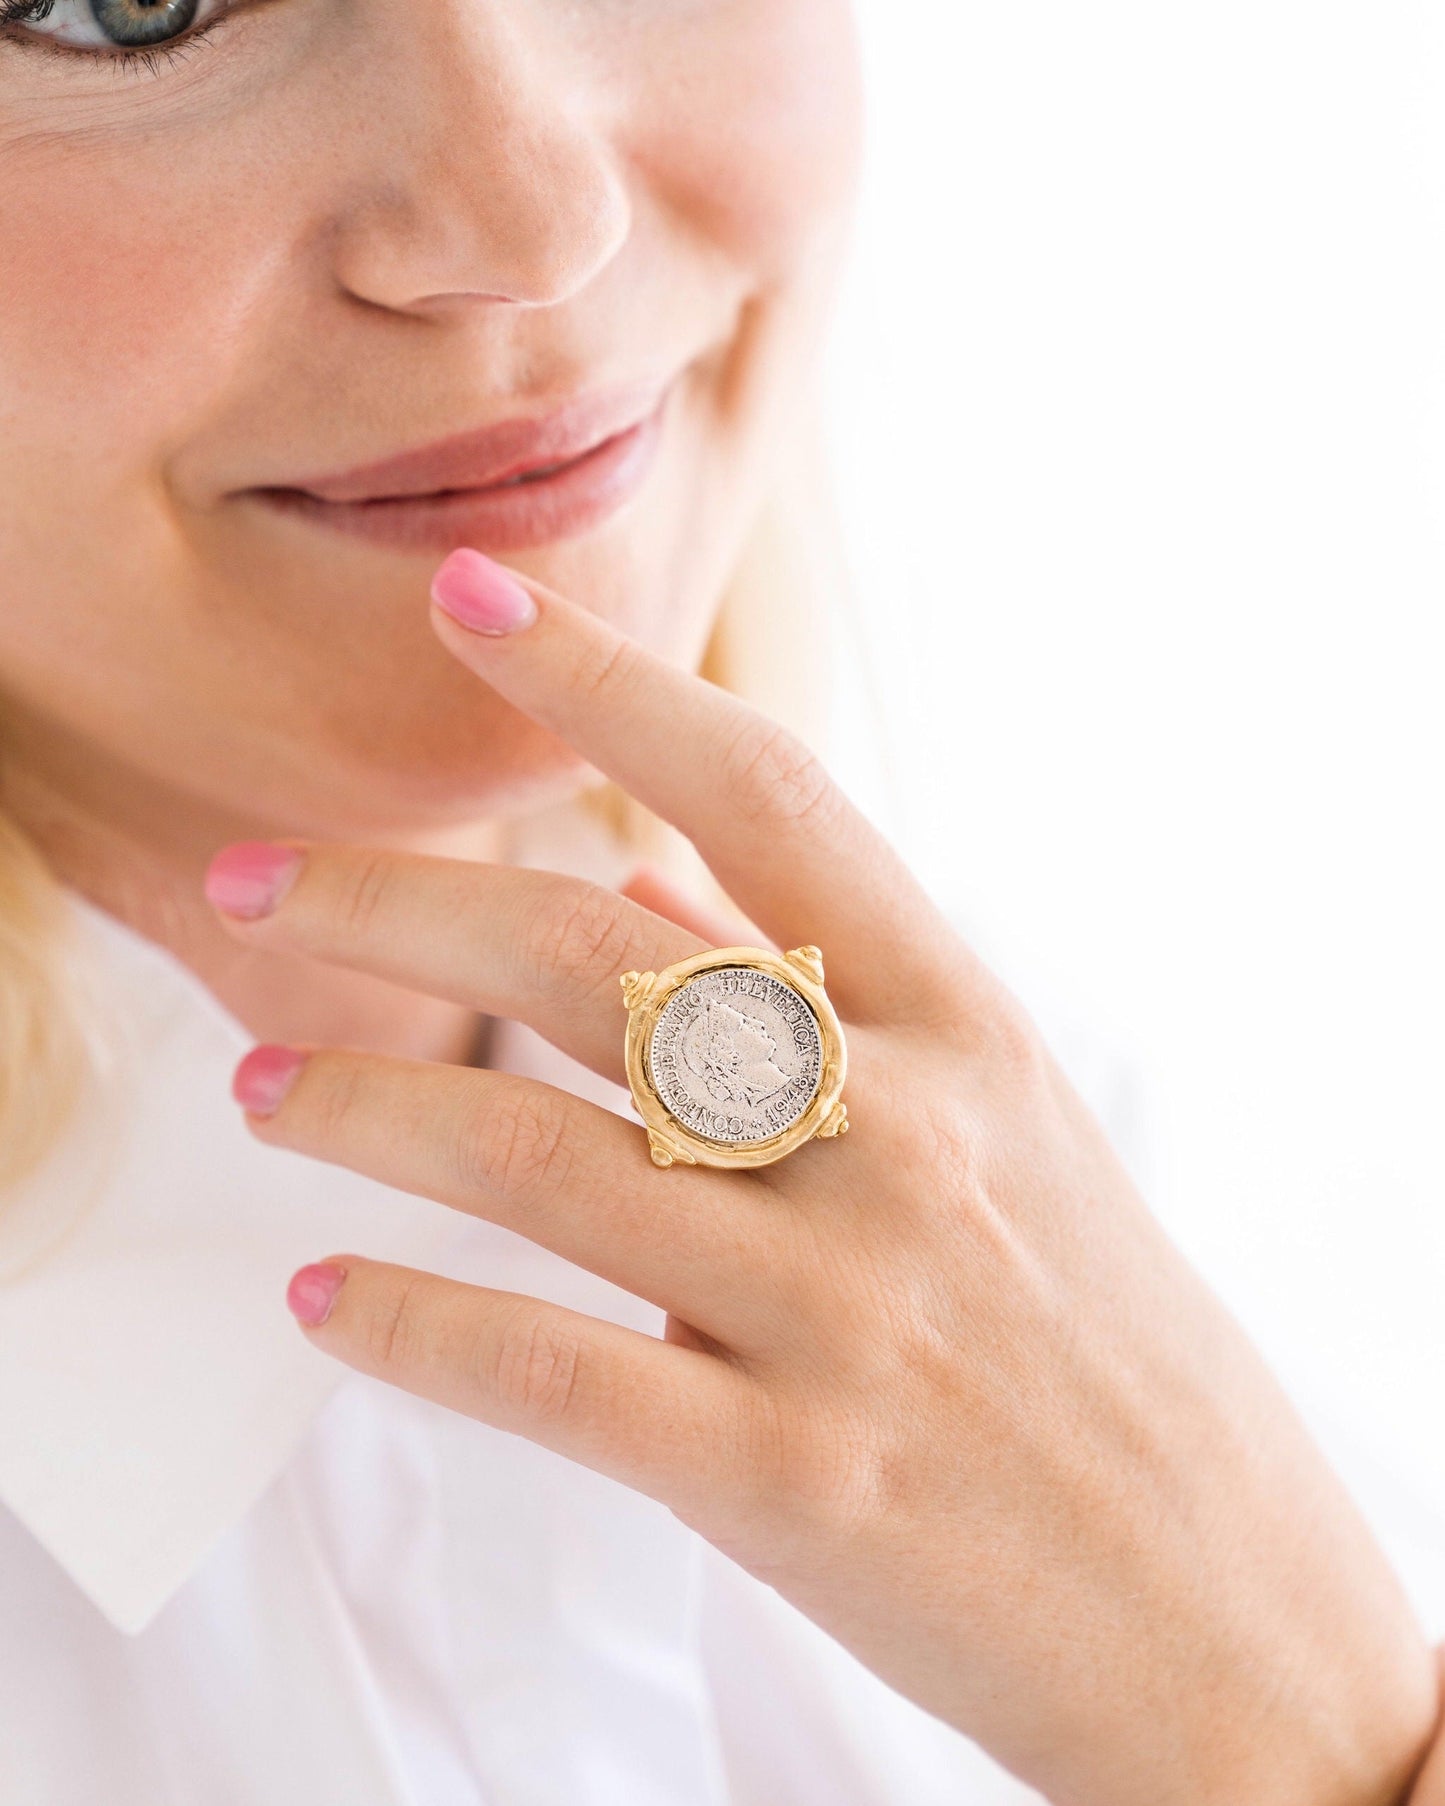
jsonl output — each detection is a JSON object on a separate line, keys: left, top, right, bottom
{"left": 238, "top": 1045, "right": 799, "bottom": 1342}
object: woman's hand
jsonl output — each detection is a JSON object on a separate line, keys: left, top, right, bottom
{"left": 204, "top": 549, "right": 1438, "bottom": 1806}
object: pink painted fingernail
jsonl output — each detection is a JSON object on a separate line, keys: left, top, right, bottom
{"left": 233, "top": 1044, "right": 309, "bottom": 1116}
{"left": 430, "top": 548, "right": 537, "bottom": 635}
{"left": 204, "top": 842, "right": 305, "bottom": 920}
{"left": 287, "top": 1261, "right": 347, "bottom": 1326}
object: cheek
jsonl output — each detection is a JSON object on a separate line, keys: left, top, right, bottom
{"left": 0, "top": 149, "right": 280, "bottom": 734}
{"left": 620, "top": 0, "right": 864, "bottom": 283}
{"left": 0, "top": 164, "right": 278, "bottom": 485}
{"left": 0, "top": 156, "right": 230, "bottom": 730}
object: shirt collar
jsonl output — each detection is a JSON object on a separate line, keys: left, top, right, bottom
{"left": 0, "top": 802, "right": 639, "bottom": 1635}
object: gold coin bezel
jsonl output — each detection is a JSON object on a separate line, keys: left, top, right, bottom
{"left": 619, "top": 944, "right": 849, "bottom": 1169}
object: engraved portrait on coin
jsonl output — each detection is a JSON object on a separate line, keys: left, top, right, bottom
{"left": 646, "top": 966, "right": 825, "bottom": 1146}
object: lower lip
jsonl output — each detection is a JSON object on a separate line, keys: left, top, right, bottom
{"left": 250, "top": 392, "right": 669, "bottom": 554}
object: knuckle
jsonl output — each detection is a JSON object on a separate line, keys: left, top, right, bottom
{"left": 458, "top": 1086, "right": 572, "bottom": 1202}
{"left": 487, "top": 1305, "right": 584, "bottom": 1423}
{"left": 333, "top": 849, "right": 397, "bottom": 943}
{"left": 912, "top": 1094, "right": 984, "bottom": 1194}
{"left": 973, "top": 989, "right": 1050, "bottom": 1088}
{"left": 527, "top": 882, "right": 638, "bottom": 999}
{"left": 307, "top": 1055, "right": 368, "bottom": 1146}
{"left": 722, "top": 719, "right": 839, "bottom": 834}
{"left": 907, "top": 931, "right": 999, "bottom": 1042}
{"left": 841, "top": 1037, "right": 939, "bottom": 1173}
{"left": 366, "top": 1271, "right": 430, "bottom": 1373}
{"left": 736, "top": 1395, "right": 894, "bottom": 1560}
{"left": 852, "top": 1043, "right": 987, "bottom": 1206}
{"left": 573, "top": 632, "right": 640, "bottom": 708}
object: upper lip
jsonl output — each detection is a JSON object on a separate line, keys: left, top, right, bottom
{"left": 267, "top": 375, "right": 672, "bottom": 505}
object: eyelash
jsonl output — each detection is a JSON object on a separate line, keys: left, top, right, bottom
{"left": 0, "top": 0, "right": 232, "bottom": 77}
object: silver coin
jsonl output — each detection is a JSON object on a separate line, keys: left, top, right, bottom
{"left": 646, "top": 966, "right": 824, "bottom": 1146}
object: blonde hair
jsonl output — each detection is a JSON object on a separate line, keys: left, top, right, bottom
{"left": 0, "top": 388, "right": 859, "bottom": 1193}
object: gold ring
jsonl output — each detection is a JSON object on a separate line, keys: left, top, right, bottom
{"left": 619, "top": 945, "right": 849, "bottom": 1169}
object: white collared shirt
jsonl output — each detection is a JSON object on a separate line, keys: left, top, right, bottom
{"left": 0, "top": 808, "right": 1053, "bottom": 1806}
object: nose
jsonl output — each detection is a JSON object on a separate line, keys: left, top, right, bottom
{"left": 325, "top": 10, "right": 631, "bottom": 314}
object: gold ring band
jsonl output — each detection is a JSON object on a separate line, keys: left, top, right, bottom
{"left": 619, "top": 944, "right": 849, "bottom": 1169}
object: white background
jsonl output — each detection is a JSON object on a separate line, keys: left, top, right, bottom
{"left": 823, "top": 2, "right": 1445, "bottom": 1626}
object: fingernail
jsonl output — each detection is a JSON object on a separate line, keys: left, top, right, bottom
{"left": 430, "top": 548, "right": 538, "bottom": 635}
{"left": 287, "top": 1261, "right": 347, "bottom": 1326}
{"left": 205, "top": 842, "right": 305, "bottom": 920}
{"left": 233, "top": 1044, "right": 309, "bottom": 1116}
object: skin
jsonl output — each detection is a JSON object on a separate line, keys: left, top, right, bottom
{"left": 0, "top": 0, "right": 853, "bottom": 1061}
{"left": 0, "top": 1, "right": 1438, "bottom": 1799}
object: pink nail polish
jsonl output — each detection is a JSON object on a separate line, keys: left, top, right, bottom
{"left": 430, "top": 548, "right": 538, "bottom": 635}
{"left": 233, "top": 1044, "right": 309, "bottom": 1116}
{"left": 205, "top": 842, "right": 305, "bottom": 920}
{"left": 287, "top": 1261, "right": 347, "bottom": 1326}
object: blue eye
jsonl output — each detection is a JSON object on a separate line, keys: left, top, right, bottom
{"left": 90, "top": 0, "right": 200, "bottom": 46}
{"left": 0, "top": 0, "right": 223, "bottom": 50}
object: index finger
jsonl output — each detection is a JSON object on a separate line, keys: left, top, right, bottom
{"left": 428, "top": 548, "right": 967, "bottom": 1023}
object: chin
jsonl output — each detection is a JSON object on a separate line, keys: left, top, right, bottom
{"left": 304, "top": 709, "right": 604, "bottom": 835}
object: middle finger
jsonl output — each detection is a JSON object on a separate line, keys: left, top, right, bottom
{"left": 204, "top": 837, "right": 716, "bottom": 1089}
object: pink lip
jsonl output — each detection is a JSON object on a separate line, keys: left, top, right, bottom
{"left": 246, "top": 375, "right": 673, "bottom": 553}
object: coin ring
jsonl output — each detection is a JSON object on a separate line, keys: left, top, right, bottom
{"left": 618, "top": 945, "right": 850, "bottom": 1171}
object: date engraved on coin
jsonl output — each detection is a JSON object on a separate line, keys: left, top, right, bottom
{"left": 646, "top": 967, "right": 825, "bottom": 1146}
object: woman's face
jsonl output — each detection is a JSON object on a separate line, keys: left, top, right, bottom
{"left": 0, "top": 0, "right": 862, "bottom": 844}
